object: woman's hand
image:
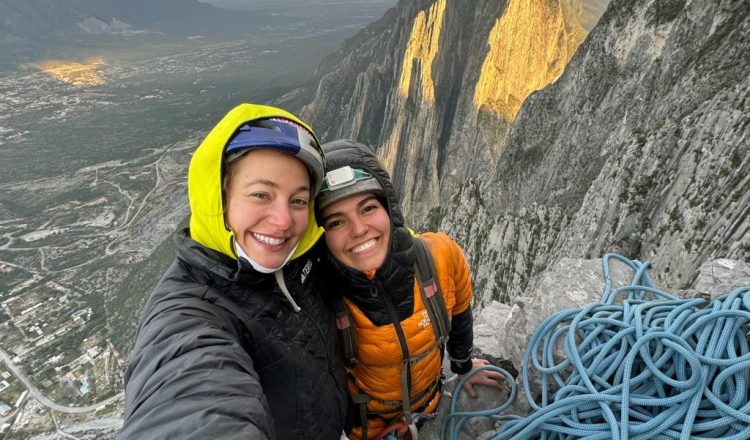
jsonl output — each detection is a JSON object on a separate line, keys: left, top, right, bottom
{"left": 458, "top": 358, "right": 505, "bottom": 398}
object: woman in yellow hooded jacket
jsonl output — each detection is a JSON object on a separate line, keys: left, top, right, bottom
{"left": 120, "top": 104, "right": 348, "bottom": 440}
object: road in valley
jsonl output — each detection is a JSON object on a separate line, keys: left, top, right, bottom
{"left": 0, "top": 347, "right": 122, "bottom": 414}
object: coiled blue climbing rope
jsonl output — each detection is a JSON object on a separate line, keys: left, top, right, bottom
{"left": 441, "top": 254, "right": 750, "bottom": 440}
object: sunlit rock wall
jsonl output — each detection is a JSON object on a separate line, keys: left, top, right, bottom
{"left": 441, "top": 0, "right": 588, "bottom": 208}
{"left": 473, "top": 0, "right": 586, "bottom": 122}
{"left": 303, "top": 0, "right": 588, "bottom": 221}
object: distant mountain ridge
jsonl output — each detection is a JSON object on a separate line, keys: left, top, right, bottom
{"left": 0, "top": 0, "right": 285, "bottom": 41}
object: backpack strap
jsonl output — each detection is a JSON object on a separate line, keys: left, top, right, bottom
{"left": 334, "top": 296, "right": 358, "bottom": 367}
{"left": 413, "top": 237, "right": 451, "bottom": 348}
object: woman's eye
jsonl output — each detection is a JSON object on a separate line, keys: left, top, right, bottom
{"left": 291, "top": 198, "right": 309, "bottom": 207}
{"left": 251, "top": 192, "right": 270, "bottom": 200}
{"left": 324, "top": 219, "right": 343, "bottom": 230}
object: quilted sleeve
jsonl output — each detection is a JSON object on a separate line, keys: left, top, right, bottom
{"left": 119, "top": 294, "right": 274, "bottom": 440}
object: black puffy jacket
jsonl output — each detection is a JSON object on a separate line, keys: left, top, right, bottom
{"left": 120, "top": 231, "right": 348, "bottom": 440}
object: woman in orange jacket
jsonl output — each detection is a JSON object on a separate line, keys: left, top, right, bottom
{"left": 315, "top": 139, "right": 503, "bottom": 440}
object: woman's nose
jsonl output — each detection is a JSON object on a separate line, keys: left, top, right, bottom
{"left": 268, "top": 203, "right": 293, "bottom": 230}
{"left": 350, "top": 216, "right": 368, "bottom": 237}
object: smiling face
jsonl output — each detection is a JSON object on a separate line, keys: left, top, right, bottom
{"left": 224, "top": 149, "right": 311, "bottom": 269}
{"left": 320, "top": 192, "right": 391, "bottom": 273}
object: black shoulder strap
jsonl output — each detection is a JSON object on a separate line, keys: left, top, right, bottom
{"left": 413, "top": 237, "right": 451, "bottom": 348}
{"left": 334, "top": 296, "right": 359, "bottom": 367}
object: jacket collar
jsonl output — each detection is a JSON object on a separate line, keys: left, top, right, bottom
{"left": 175, "top": 228, "right": 274, "bottom": 287}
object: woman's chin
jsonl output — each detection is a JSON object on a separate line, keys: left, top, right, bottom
{"left": 348, "top": 255, "right": 385, "bottom": 273}
{"left": 244, "top": 244, "right": 293, "bottom": 269}
{"left": 256, "top": 251, "right": 291, "bottom": 268}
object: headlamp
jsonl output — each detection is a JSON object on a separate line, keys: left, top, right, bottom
{"left": 320, "top": 166, "right": 374, "bottom": 192}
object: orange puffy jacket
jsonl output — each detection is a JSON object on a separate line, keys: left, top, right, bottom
{"left": 345, "top": 231, "right": 473, "bottom": 440}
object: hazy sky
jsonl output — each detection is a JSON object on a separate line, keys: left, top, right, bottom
{"left": 199, "top": 0, "right": 399, "bottom": 9}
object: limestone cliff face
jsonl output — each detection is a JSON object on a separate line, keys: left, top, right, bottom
{"left": 473, "top": 0, "right": 586, "bottom": 122}
{"left": 441, "top": 0, "right": 588, "bottom": 205}
{"left": 442, "top": 0, "right": 750, "bottom": 304}
{"left": 302, "top": 0, "right": 588, "bottom": 220}
{"left": 302, "top": 0, "right": 749, "bottom": 307}
{"left": 396, "top": 0, "right": 444, "bottom": 104}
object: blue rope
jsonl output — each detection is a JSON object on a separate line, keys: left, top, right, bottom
{"left": 439, "top": 365, "right": 519, "bottom": 440}
{"left": 441, "top": 253, "right": 750, "bottom": 440}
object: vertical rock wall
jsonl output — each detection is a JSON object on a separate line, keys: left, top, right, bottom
{"left": 302, "top": 0, "right": 749, "bottom": 307}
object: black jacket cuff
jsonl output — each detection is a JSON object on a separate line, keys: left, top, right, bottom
{"left": 447, "top": 308, "right": 473, "bottom": 374}
{"left": 450, "top": 358, "right": 473, "bottom": 375}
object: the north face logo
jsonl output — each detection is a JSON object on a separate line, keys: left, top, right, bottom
{"left": 418, "top": 310, "right": 431, "bottom": 329}
{"left": 301, "top": 259, "right": 313, "bottom": 284}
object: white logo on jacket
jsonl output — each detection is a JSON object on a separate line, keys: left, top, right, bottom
{"left": 418, "top": 310, "right": 431, "bottom": 329}
{"left": 301, "top": 259, "right": 313, "bottom": 284}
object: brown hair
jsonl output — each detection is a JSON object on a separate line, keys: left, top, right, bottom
{"left": 221, "top": 151, "right": 246, "bottom": 216}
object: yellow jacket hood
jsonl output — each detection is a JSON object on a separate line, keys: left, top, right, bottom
{"left": 188, "top": 103, "right": 323, "bottom": 261}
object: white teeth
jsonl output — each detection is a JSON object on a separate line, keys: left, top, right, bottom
{"left": 352, "top": 239, "right": 376, "bottom": 254}
{"left": 253, "top": 233, "right": 287, "bottom": 246}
